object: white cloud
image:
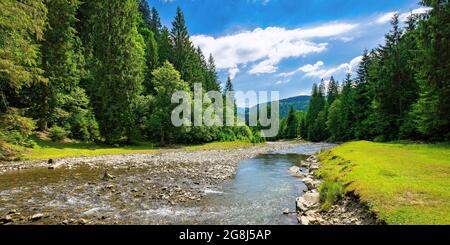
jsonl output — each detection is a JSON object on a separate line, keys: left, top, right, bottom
{"left": 376, "top": 7, "right": 432, "bottom": 24}
{"left": 376, "top": 11, "right": 398, "bottom": 24}
{"left": 275, "top": 79, "right": 291, "bottom": 85}
{"left": 279, "top": 56, "right": 363, "bottom": 79}
{"left": 250, "top": 0, "right": 270, "bottom": 5}
{"left": 278, "top": 61, "right": 324, "bottom": 77}
{"left": 191, "top": 23, "right": 358, "bottom": 75}
{"left": 228, "top": 67, "right": 240, "bottom": 80}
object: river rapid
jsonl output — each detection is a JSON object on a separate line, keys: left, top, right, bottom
{"left": 0, "top": 142, "right": 335, "bottom": 225}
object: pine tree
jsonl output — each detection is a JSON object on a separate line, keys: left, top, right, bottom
{"left": 89, "top": 0, "right": 146, "bottom": 143}
{"left": 150, "top": 7, "right": 162, "bottom": 36}
{"left": 223, "top": 76, "right": 236, "bottom": 125}
{"left": 371, "top": 14, "right": 418, "bottom": 140}
{"left": 137, "top": 1, "right": 159, "bottom": 94}
{"left": 327, "top": 76, "right": 339, "bottom": 106}
{"left": 285, "top": 107, "right": 299, "bottom": 138}
{"left": 0, "top": 0, "right": 47, "bottom": 113}
{"left": 170, "top": 7, "right": 192, "bottom": 83}
{"left": 158, "top": 27, "right": 172, "bottom": 64}
{"left": 412, "top": 0, "right": 450, "bottom": 140}
{"left": 36, "top": 0, "right": 98, "bottom": 141}
{"left": 306, "top": 82, "right": 326, "bottom": 141}
{"left": 206, "top": 54, "right": 221, "bottom": 92}
{"left": 339, "top": 73, "right": 355, "bottom": 141}
{"left": 352, "top": 49, "right": 373, "bottom": 139}
{"left": 138, "top": 0, "right": 151, "bottom": 25}
{"left": 224, "top": 76, "right": 234, "bottom": 94}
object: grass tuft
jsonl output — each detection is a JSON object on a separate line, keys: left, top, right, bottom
{"left": 319, "top": 181, "right": 344, "bottom": 211}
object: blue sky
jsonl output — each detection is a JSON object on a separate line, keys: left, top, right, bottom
{"left": 148, "top": 0, "right": 429, "bottom": 107}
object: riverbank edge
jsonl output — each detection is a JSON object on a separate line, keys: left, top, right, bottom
{"left": 294, "top": 154, "right": 385, "bottom": 225}
{"left": 0, "top": 141, "right": 300, "bottom": 174}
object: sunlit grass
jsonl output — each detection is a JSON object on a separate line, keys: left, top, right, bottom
{"left": 26, "top": 138, "right": 159, "bottom": 160}
{"left": 23, "top": 138, "right": 264, "bottom": 160}
{"left": 317, "top": 141, "right": 450, "bottom": 224}
{"left": 183, "top": 141, "right": 261, "bottom": 151}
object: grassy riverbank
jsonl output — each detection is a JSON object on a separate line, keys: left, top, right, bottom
{"left": 21, "top": 139, "right": 260, "bottom": 161}
{"left": 317, "top": 141, "right": 450, "bottom": 225}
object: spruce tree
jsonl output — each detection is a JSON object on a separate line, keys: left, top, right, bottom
{"left": 371, "top": 14, "right": 418, "bottom": 140}
{"left": 412, "top": 0, "right": 450, "bottom": 140}
{"left": 327, "top": 76, "right": 339, "bottom": 106}
{"left": 285, "top": 107, "right": 299, "bottom": 138}
{"left": 339, "top": 73, "right": 355, "bottom": 141}
{"left": 352, "top": 49, "right": 373, "bottom": 139}
{"left": 170, "top": 7, "right": 191, "bottom": 82}
{"left": 150, "top": 7, "right": 162, "bottom": 36}
{"left": 37, "top": 0, "right": 98, "bottom": 141}
{"left": 158, "top": 27, "right": 173, "bottom": 64}
{"left": 89, "top": 0, "right": 145, "bottom": 143}
{"left": 137, "top": 1, "right": 159, "bottom": 94}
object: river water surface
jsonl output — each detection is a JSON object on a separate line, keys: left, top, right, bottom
{"left": 140, "top": 143, "right": 335, "bottom": 225}
{"left": 0, "top": 143, "right": 334, "bottom": 225}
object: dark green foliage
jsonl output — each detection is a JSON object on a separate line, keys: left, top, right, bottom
{"left": 0, "top": 0, "right": 47, "bottom": 113}
{"left": 369, "top": 14, "right": 419, "bottom": 141}
{"left": 327, "top": 76, "right": 339, "bottom": 106}
{"left": 0, "top": 108, "right": 36, "bottom": 147}
{"left": 48, "top": 125, "right": 69, "bottom": 142}
{"left": 302, "top": 5, "right": 449, "bottom": 143}
{"left": 1, "top": 1, "right": 448, "bottom": 153}
{"left": 411, "top": 0, "right": 450, "bottom": 141}
{"left": 88, "top": 0, "right": 145, "bottom": 144}
{"left": 306, "top": 82, "right": 327, "bottom": 142}
{"left": 36, "top": 0, "right": 99, "bottom": 142}
{"left": 285, "top": 107, "right": 299, "bottom": 138}
{"left": 149, "top": 61, "right": 190, "bottom": 145}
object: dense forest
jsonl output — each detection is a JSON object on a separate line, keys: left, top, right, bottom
{"left": 0, "top": 0, "right": 263, "bottom": 159}
{"left": 280, "top": 0, "right": 449, "bottom": 143}
{"left": 0, "top": 1, "right": 448, "bottom": 161}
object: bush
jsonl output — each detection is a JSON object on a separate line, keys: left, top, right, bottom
{"left": 251, "top": 131, "right": 265, "bottom": 144}
{"left": 0, "top": 108, "right": 36, "bottom": 147}
{"left": 319, "top": 181, "right": 344, "bottom": 211}
{"left": 69, "top": 110, "right": 100, "bottom": 142}
{"left": 48, "top": 126, "right": 69, "bottom": 142}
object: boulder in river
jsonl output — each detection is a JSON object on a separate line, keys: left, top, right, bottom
{"left": 302, "top": 177, "right": 315, "bottom": 190}
{"left": 30, "top": 213, "right": 44, "bottom": 221}
{"left": 102, "top": 171, "right": 116, "bottom": 181}
{"left": 0, "top": 215, "right": 13, "bottom": 224}
{"left": 303, "top": 191, "right": 320, "bottom": 205}
{"left": 289, "top": 166, "right": 300, "bottom": 174}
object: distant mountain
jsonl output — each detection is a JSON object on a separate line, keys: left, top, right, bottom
{"left": 237, "top": 95, "right": 311, "bottom": 119}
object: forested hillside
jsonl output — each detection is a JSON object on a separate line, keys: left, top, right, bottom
{"left": 282, "top": 0, "right": 449, "bottom": 143}
{"left": 0, "top": 0, "right": 262, "bottom": 160}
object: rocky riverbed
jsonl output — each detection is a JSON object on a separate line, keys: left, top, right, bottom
{"left": 0, "top": 142, "right": 299, "bottom": 225}
{"left": 293, "top": 155, "right": 380, "bottom": 225}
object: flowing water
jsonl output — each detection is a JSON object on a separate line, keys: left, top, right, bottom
{"left": 134, "top": 143, "right": 335, "bottom": 225}
{"left": 0, "top": 143, "right": 334, "bottom": 225}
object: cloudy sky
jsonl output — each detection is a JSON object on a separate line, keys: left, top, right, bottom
{"left": 149, "top": 0, "right": 429, "bottom": 107}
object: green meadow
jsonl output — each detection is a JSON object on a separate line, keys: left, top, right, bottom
{"left": 318, "top": 141, "right": 450, "bottom": 225}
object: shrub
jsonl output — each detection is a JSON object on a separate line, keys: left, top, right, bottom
{"left": 70, "top": 110, "right": 100, "bottom": 142}
{"left": 0, "top": 108, "right": 36, "bottom": 147}
{"left": 251, "top": 131, "right": 265, "bottom": 144}
{"left": 319, "top": 181, "right": 344, "bottom": 211}
{"left": 48, "top": 126, "right": 69, "bottom": 142}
